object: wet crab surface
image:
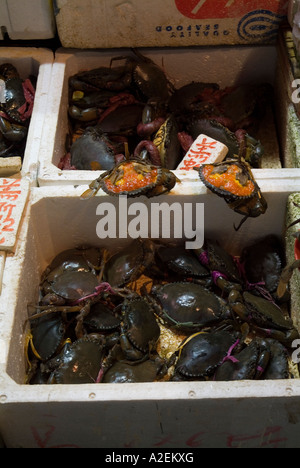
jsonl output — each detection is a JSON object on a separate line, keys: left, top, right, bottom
{"left": 25, "top": 237, "right": 299, "bottom": 385}
{"left": 0, "top": 63, "right": 36, "bottom": 160}
{"left": 60, "top": 50, "right": 276, "bottom": 173}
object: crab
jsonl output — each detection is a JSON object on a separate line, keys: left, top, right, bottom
{"left": 149, "top": 282, "right": 232, "bottom": 333}
{"left": 41, "top": 246, "right": 102, "bottom": 292}
{"left": 26, "top": 312, "right": 66, "bottom": 363}
{"left": 83, "top": 301, "right": 121, "bottom": 334}
{"left": 47, "top": 336, "right": 106, "bottom": 384}
{"left": 154, "top": 244, "right": 211, "bottom": 284}
{"left": 119, "top": 297, "right": 161, "bottom": 361}
{"left": 261, "top": 338, "right": 290, "bottom": 380}
{"left": 195, "top": 239, "right": 242, "bottom": 294}
{"left": 0, "top": 63, "right": 35, "bottom": 124}
{"left": 240, "top": 235, "right": 284, "bottom": 298}
{"left": 69, "top": 126, "right": 118, "bottom": 171}
{"left": 196, "top": 158, "right": 267, "bottom": 230}
{"left": 229, "top": 290, "right": 299, "bottom": 346}
{"left": 111, "top": 49, "right": 173, "bottom": 102}
{"left": 151, "top": 115, "right": 182, "bottom": 169}
{"left": 81, "top": 159, "right": 180, "bottom": 199}
{"left": 102, "top": 355, "right": 167, "bottom": 383}
{"left": 0, "top": 63, "right": 35, "bottom": 159}
{"left": 103, "top": 239, "right": 156, "bottom": 288}
{"left": 213, "top": 338, "right": 271, "bottom": 381}
{"left": 172, "top": 329, "right": 241, "bottom": 381}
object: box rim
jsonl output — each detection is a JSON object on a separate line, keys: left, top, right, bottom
{"left": 0, "top": 47, "right": 54, "bottom": 185}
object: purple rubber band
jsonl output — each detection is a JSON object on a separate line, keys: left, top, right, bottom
{"left": 71, "top": 282, "right": 115, "bottom": 306}
{"left": 221, "top": 339, "right": 240, "bottom": 365}
{"left": 199, "top": 250, "right": 209, "bottom": 266}
{"left": 212, "top": 271, "right": 229, "bottom": 286}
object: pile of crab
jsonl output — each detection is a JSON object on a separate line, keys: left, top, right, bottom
{"left": 25, "top": 235, "right": 300, "bottom": 385}
{"left": 59, "top": 49, "right": 269, "bottom": 172}
{"left": 0, "top": 63, "right": 36, "bottom": 159}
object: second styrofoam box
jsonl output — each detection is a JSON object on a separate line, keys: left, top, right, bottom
{"left": 0, "top": 48, "right": 53, "bottom": 185}
{"left": 38, "top": 46, "right": 283, "bottom": 188}
{"left": 0, "top": 0, "right": 55, "bottom": 40}
{"left": 1, "top": 178, "right": 300, "bottom": 447}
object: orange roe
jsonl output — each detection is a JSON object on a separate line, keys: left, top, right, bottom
{"left": 105, "top": 163, "right": 158, "bottom": 194}
{"left": 202, "top": 164, "right": 255, "bottom": 197}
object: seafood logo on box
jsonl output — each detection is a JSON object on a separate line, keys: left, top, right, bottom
{"left": 174, "top": 0, "right": 287, "bottom": 43}
{"left": 95, "top": 196, "right": 205, "bottom": 249}
{"left": 175, "top": 0, "right": 288, "bottom": 19}
{"left": 0, "top": 79, "right": 5, "bottom": 104}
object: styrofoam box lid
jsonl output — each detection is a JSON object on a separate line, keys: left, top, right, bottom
{"left": 1, "top": 184, "right": 300, "bottom": 448}
{"left": 0, "top": 0, "right": 56, "bottom": 40}
{"left": 0, "top": 48, "right": 54, "bottom": 186}
{"left": 55, "top": 0, "right": 288, "bottom": 48}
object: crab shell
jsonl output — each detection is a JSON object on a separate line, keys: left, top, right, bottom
{"left": 50, "top": 337, "right": 105, "bottom": 384}
{"left": 151, "top": 282, "right": 231, "bottom": 333}
{"left": 121, "top": 297, "right": 160, "bottom": 354}
{"left": 197, "top": 160, "right": 258, "bottom": 203}
{"left": 100, "top": 160, "right": 178, "bottom": 198}
{"left": 175, "top": 330, "right": 239, "bottom": 379}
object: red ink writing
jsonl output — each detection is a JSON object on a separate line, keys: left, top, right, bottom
{"left": 0, "top": 179, "right": 22, "bottom": 245}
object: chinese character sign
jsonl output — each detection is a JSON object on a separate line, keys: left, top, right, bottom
{"left": 0, "top": 179, "right": 29, "bottom": 250}
{"left": 177, "top": 134, "right": 228, "bottom": 171}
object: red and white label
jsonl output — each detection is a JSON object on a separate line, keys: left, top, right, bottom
{"left": 0, "top": 178, "right": 29, "bottom": 251}
{"left": 175, "top": 0, "right": 288, "bottom": 19}
{"left": 177, "top": 134, "right": 228, "bottom": 171}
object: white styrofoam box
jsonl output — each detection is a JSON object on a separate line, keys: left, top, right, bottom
{"left": 0, "top": 0, "right": 55, "bottom": 40}
{"left": 38, "top": 45, "right": 282, "bottom": 188}
{"left": 55, "top": 0, "right": 288, "bottom": 48}
{"left": 1, "top": 179, "right": 300, "bottom": 448}
{"left": 0, "top": 48, "right": 53, "bottom": 185}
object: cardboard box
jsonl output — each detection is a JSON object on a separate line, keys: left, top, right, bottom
{"left": 0, "top": 48, "right": 53, "bottom": 185}
{"left": 55, "top": 0, "right": 288, "bottom": 48}
{"left": 38, "top": 45, "right": 283, "bottom": 187}
{"left": 0, "top": 0, "right": 56, "bottom": 40}
{"left": 1, "top": 182, "right": 300, "bottom": 448}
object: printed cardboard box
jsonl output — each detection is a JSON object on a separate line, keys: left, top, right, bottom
{"left": 55, "top": 0, "right": 289, "bottom": 48}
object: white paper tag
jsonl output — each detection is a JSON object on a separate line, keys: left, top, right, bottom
{"left": 0, "top": 178, "right": 30, "bottom": 251}
{"left": 177, "top": 134, "right": 229, "bottom": 171}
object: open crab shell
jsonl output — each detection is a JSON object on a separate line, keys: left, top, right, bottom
{"left": 100, "top": 160, "right": 163, "bottom": 198}
{"left": 197, "top": 159, "right": 259, "bottom": 204}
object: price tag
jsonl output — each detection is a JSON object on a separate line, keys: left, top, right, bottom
{"left": 177, "top": 134, "right": 228, "bottom": 171}
{"left": 0, "top": 178, "right": 30, "bottom": 251}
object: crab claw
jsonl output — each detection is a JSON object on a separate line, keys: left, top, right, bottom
{"left": 277, "top": 260, "right": 300, "bottom": 298}
{"left": 80, "top": 175, "right": 106, "bottom": 200}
